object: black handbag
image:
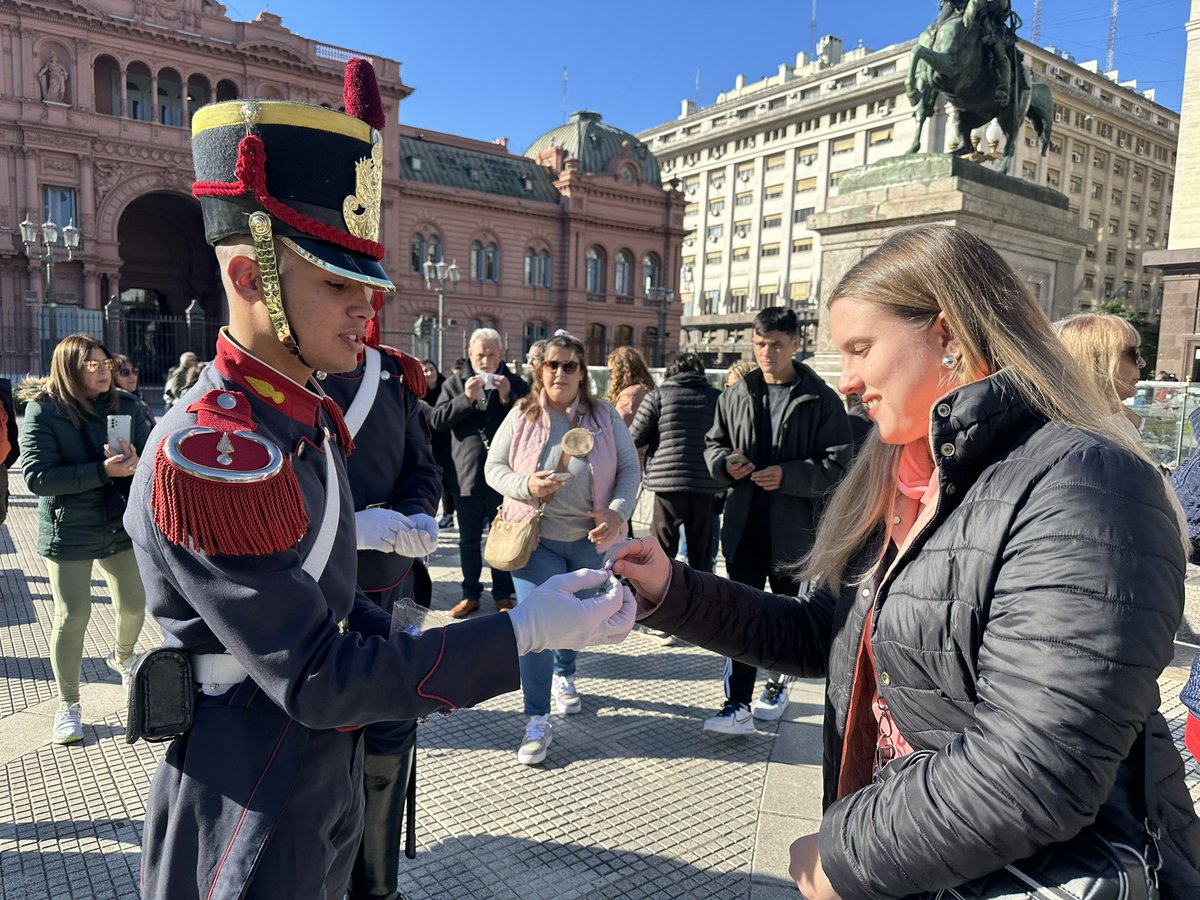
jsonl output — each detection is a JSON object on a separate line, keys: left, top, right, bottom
{"left": 879, "top": 736, "right": 1160, "bottom": 900}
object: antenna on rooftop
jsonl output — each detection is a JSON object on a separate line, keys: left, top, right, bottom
{"left": 562, "top": 66, "right": 569, "bottom": 125}
{"left": 810, "top": 0, "right": 817, "bottom": 59}
{"left": 1106, "top": 0, "right": 1119, "bottom": 71}
{"left": 695, "top": 69, "right": 701, "bottom": 107}
{"left": 1030, "top": 0, "right": 1043, "bottom": 43}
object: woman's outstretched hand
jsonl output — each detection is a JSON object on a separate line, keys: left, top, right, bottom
{"left": 607, "top": 537, "right": 671, "bottom": 605}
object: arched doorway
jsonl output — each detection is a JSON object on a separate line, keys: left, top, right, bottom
{"left": 117, "top": 191, "right": 219, "bottom": 382}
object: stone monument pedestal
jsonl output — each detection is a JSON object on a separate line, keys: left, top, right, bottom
{"left": 807, "top": 154, "right": 1091, "bottom": 381}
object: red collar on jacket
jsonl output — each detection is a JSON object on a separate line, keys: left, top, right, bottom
{"left": 213, "top": 328, "right": 322, "bottom": 428}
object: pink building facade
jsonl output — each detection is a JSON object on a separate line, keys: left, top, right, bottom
{"left": 0, "top": 0, "right": 408, "bottom": 377}
{"left": 0, "top": 1, "right": 683, "bottom": 379}
{"left": 385, "top": 114, "right": 685, "bottom": 370}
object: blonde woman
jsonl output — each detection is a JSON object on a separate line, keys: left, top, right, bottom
{"left": 612, "top": 225, "right": 1199, "bottom": 897}
{"left": 606, "top": 346, "right": 656, "bottom": 427}
{"left": 19, "top": 334, "right": 152, "bottom": 744}
{"left": 1054, "top": 313, "right": 1145, "bottom": 441}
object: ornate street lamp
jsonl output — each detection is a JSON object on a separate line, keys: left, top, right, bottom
{"left": 20, "top": 212, "right": 83, "bottom": 373}
{"left": 645, "top": 286, "right": 675, "bottom": 367}
{"left": 423, "top": 252, "right": 459, "bottom": 369}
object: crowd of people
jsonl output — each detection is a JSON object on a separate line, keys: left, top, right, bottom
{"left": 1, "top": 59, "right": 1198, "bottom": 900}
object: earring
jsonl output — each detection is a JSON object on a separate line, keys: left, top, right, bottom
{"left": 941, "top": 354, "right": 957, "bottom": 369}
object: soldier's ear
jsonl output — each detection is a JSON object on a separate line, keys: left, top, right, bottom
{"left": 225, "top": 254, "right": 263, "bottom": 305}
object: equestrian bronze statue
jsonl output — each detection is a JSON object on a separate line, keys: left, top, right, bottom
{"left": 906, "top": 0, "right": 1054, "bottom": 175}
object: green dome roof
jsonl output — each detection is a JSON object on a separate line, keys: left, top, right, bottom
{"left": 525, "top": 110, "right": 661, "bottom": 187}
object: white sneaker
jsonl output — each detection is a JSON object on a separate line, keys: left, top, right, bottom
{"left": 552, "top": 674, "right": 582, "bottom": 714}
{"left": 517, "top": 714, "right": 553, "bottom": 765}
{"left": 702, "top": 701, "right": 755, "bottom": 735}
{"left": 52, "top": 703, "right": 83, "bottom": 745}
{"left": 752, "top": 681, "right": 790, "bottom": 721}
{"left": 106, "top": 652, "right": 135, "bottom": 691}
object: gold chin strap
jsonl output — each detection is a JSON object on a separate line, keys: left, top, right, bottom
{"left": 247, "top": 211, "right": 301, "bottom": 358}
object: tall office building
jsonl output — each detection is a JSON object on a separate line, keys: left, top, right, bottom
{"left": 638, "top": 35, "right": 1180, "bottom": 368}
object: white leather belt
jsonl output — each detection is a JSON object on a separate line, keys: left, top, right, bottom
{"left": 193, "top": 652, "right": 248, "bottom": 696}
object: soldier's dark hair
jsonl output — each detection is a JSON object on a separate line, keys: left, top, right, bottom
{"left": 665, "top": 353, "right": 706, "bottom": 378}
{"left": 753, "top": 306, "right": 798, "bottom": 337}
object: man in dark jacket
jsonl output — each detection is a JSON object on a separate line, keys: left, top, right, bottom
{"left": 629, "top": 353, "right": 721, "bottom": 572}
{"left": 429, "top": 328, "right": 529, "bottom": 617}
{"left": 703, "top": 307, "right": 852, "bottom": 731}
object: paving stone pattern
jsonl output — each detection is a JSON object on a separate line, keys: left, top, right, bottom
{"left": 0, "top": 469, "right": 1197, "bottom": 899}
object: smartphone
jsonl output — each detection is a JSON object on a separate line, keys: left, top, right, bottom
{"left": 548, "top": 472, "right": 572, "bottom": 482}
{"left": 106, "top": 414, "right": 132, "bottom": 452}
{"left": 727, "top": 452, "right": 751, "bottom": 467}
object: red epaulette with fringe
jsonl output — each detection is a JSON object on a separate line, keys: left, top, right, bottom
{"left": 151, "top": 389, "right": 308, "bottom": 556}
{"left": 378, "top": 345, "right": 428, "bottom": 399}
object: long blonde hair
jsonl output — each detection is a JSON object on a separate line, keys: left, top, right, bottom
{"left": 1053, "top": 313, "right": 1141, "bottom": 413}
{"left": 801, "top": 225, "right": 1141, "bottom": 589}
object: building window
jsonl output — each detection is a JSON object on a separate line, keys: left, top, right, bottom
{"left": 794, "top": 207, "right": 814, "bottom": 224}
{"left": 614, "top": 250, "right": 633, "bottom": 296}
{"left": 762, "top": 215, "right": 781, "bottom": 229}
{"left": 705, "top": 251, "right": 722, "bottom": 265}
{"left": 735, "top": 191, "right": 753, "bottom": 206}
{"left": 641, "top": 327, "right": 658, "bottom": 363}
{"left": 795, "top": 144, "right": 818, "bottom": 166}
{"left": 735, "top": 161, "right": 755, "bottom": 182}
{"left": 42, "top": 185, "right": 77, "bottom": 228}
{"left": 790, "top": 282, "right": 811, "bottom": 302}
{"left": 613, "top": 324, "right": 634, "bottom": 348}
{"left": 1069, "top": 176, "right": 1081, "bottom": 194}
{"left": 642, "top": 253, "right": 661, "bottom": 293}
{"left": 701, "top": 290, "right": 720, "bottom": 315}
{"left": 524, "top": 249, "right": 537, "bottom": 286}
{"left": 586, "top": 323, "right": 607, "bottom": 365}
{"left": 795, "top": 176, "right": 817, "bottom": 193}
{"left": 539, "top": 250, "right": 552, "bottom": 288}
{"left": 524, "top": 321, "right": 550, "bottom": 352}
{"left": 729, "top": 289, "right": 749, "bottom": 313}
{"left": 732, "top": 247, "right": 750, "bottom": 261}
{"left": 706, "top": 225, "right": 724, "bottom": 241}
{"left": 1091, "top": 182, "right": 1103, "bottom": 199}
{"left": 733, "top": 219, "right": 751, "bottom": 238}
{"left": 709, "top": 198, "right": 725, "bottom": 216}
{"left": 470, "top": 241, "right": 484, "bottom": 280}
{"left": 709, "top": 170, "right": 726, "bottom": 189}
{"left": 485, "top": 243, "right": 499, "bottom": 281}
{"left": 158, "top": 68, "right": 184, "bottom": 127}
{"left": 765, "top": 153, "right": 785, "bottom": 171}
{"left": 792, "top": 238, "right": 813, "bottom": 253}
{"left": 126, "top": 62, "right": 153, "bottom": 121}
{"left": 831, "top": 136, "right": 855, "bottom": 155}
{"left": 586, "top": 246, "right": 606, "bottom": 294}
{"left": 868, "top": 125, "right": 893, "bottom": 145}
{"left": 764, "top": 183, "right": 784, "bottom": 201}
{"left": 758, "top": 286, "right": 779, "bottom": 306}
{"left": 761, "top": 243, "right": 781, "bottom": 257}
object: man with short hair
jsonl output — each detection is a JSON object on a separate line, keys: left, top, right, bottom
{"left": 703, "top": 306, "right": 852, "bottom": 731}
{"left": 524, "top": 339, "right": 546, "bottom": 387}
{"left": 163, "top": 351, "right": 198, "bottom": 410}
{"left": 430, "top": 328, "right": 529, "bottom": 617}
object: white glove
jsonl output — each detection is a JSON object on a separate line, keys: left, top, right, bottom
{"left": 506, "top": 568, "right": 637, "bottom": 655}
{"left": 391, "top": 512, "right": 439, "bottom": 557}
{"left": 355, "top": 507, "right": 404, "bottom": 552}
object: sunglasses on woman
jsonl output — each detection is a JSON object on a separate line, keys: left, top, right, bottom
{"left": 543, "top": 360, "right": 580, "bottom": 374}
{"left": 1124, "top": 347, "right": 1146, "bottom": 369}
{"left": 81, "top": 359, "right": 115, "bottom": 373}
{"left": 118, "top": 367, "right": 138, "bottom": 377}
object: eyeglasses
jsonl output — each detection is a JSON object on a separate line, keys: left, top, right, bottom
{"left": 544, "top": 360, "right": 580, "bottom": 374}
{"left": 1124, "top": 347, "right": 1146, "bottom": 368}
{"left": 81, "top": 359, "right": 115, "bottom": 373}
{"left": 118, "top": 367, "right": 137, "bottom": 377}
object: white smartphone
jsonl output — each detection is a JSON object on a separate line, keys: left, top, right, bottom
{"left": 106, "top": 414, "right": 132, "bottom": 452}
{"left": 548, "top": 472, "right": 572, "bottom": 482}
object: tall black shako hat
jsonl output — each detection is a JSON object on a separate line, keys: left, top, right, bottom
{"left": 190, "top": 58, "right": 393, "bottom": 355}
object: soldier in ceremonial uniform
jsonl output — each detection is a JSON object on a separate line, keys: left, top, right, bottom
{"left": 324, "top": 304, "right": 441, "bottom": 900}
{"left": 125, "top": 60, "right": 634, "bottom": 900}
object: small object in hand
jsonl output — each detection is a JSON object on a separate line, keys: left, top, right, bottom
{"left": 727, "top": 452, "right": 750, "bottom": 467}
{"left": 481, "top": 372, "right": 497, "bottom": 390}
{"left": 548, "top": 472, "right": 572, "bottom": 482}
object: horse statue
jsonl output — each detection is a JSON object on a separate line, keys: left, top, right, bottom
{"left": 906, "top": 0, "right": 1054, "bottom": 176}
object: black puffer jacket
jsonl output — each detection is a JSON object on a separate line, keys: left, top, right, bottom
{"left": 629, "top": 371, "right": 721, "bottom": 494}
{"left": 646, "top": 372, "right": 1200, "bottom": 898}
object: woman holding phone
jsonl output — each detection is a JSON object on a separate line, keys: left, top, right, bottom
{"left": 486, "top": 331, "right": 641, "bottom": 765}
{"left": 18, "top": 334, "right": 152, "bottom": 744}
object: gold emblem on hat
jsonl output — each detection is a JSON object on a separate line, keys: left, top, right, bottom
{"left": 343, "top": 140, "right": 383, "bottom": 242}
{"left": 240, "top": 101, "right": 262, "bottom": 133}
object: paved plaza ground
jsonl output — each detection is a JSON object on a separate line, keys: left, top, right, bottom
{"left": 0, "top": 469, "right": 1197, "bottom": 899}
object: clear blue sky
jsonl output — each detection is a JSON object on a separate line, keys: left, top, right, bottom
{"left": 248, "top": 0, "right": 1189, "bottom": 151}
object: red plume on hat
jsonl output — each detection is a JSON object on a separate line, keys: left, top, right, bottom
{"left": 343, "top": 58, "right": 386, "bottom": 131}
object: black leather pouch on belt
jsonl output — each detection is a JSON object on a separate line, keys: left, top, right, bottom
{"left": 125, "top": 648, "right": 195, "bottom": 745}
